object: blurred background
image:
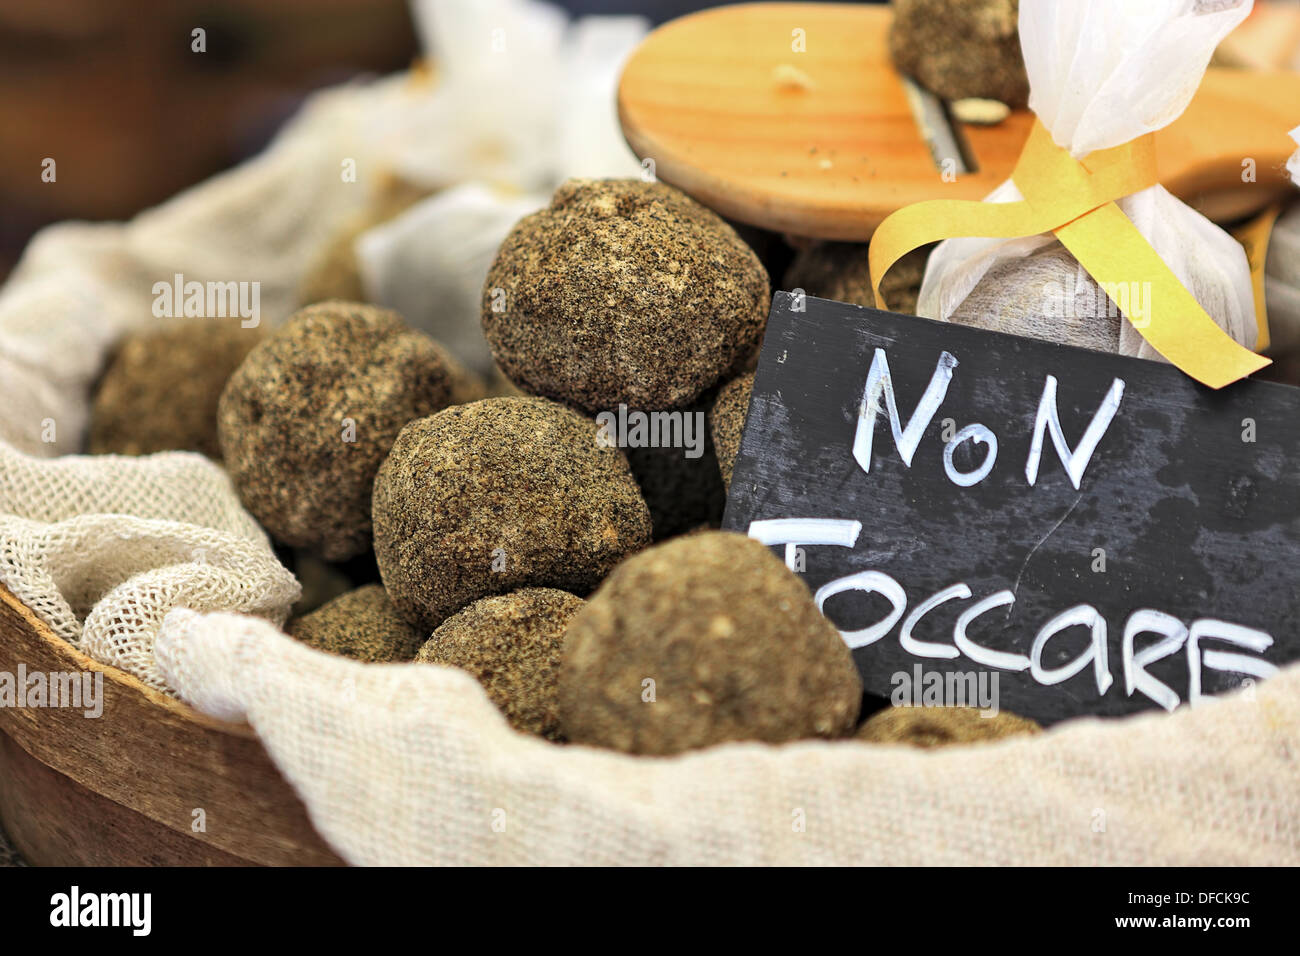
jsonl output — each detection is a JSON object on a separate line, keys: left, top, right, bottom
{"left": 0, "top": 0, "right": 418, "bottom": 280}
{"left": 0, "top": 0, "right": 886, "bottom": 282}
{"left": 3, "top": 0, "right": 1297, "bottom": 283}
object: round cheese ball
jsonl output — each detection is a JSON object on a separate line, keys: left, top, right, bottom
{"left": 415, "top": 587, "right": 585, "bottom": 740}
{"left": 889, "top": 0, "right": 1029, "bottom": 108}
{"left": 287, "top": 584, "right": 424, "bottom": 663}
{"left": 856, "top": 706, "right": 1041, "bottom": 748}
{"left": 481, "top": 178, "right": 769, "bottom": 413}
{"left": 90, "top": 320, "right": 263, "bottom": 459}
{"left": 218, "top": 301, "right": 457, "bottom": 561}
{"left": 782, "top": 242, "right": 930, "bottom": 316}
{"left": 558, "top": 531, "right": 862, "bottom": 755}
{"left": 372, "top": 396, "right": 652, "bottom": 632}
{"left": 622, "top": 394, "right": 727, "bottom": 540}
{"left": 708, "top": 372, "right": 754, "bottom": 491}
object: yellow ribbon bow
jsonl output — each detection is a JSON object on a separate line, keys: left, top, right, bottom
{"left": 868, "top": 120, "right": 1270, "bottom": 389}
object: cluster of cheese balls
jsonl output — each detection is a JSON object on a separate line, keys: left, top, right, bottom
{"left": 90, "top": 178, "right": 1039, "bottom": 753}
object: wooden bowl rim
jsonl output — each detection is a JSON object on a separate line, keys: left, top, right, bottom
{"left": 0, "top": 582, "right": 344, "bottom": 864}
{"left": 0, "top": 582, "right": 256, "bottom": 739}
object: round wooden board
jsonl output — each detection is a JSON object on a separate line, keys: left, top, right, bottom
{"left": 618, "top": 2, "right": 1300, "bottom": 239}
{"left": 0, "top": 584, "right": 344, "bottom": 867}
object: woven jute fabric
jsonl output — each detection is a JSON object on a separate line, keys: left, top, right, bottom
{"left": 0, "top": 444, "right": 298, "bottom": 690}
{"left": 152, "top": 608, "right": 1300, "bottom": 866}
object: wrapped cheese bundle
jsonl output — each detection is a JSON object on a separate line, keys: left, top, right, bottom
{"left": 1262, "top": 130, "right": 1300, "bottom": 361}
{"left": 916, "top": 0, "right": 1259, "bottom": 364}
{"left": 1264, "top": 203, "right": 1300, "bottom": 360}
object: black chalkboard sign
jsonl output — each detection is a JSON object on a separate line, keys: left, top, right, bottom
{"left": 722, "top": 293, "right": 1300, "bottom": 725}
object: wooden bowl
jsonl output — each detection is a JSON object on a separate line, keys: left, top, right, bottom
{"left": 0, "top": 584, "right": 344, "bottom": 866}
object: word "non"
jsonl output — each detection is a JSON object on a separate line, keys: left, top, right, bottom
{"left": 857, "top": 348, "right": 1126, "bottom": 490}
